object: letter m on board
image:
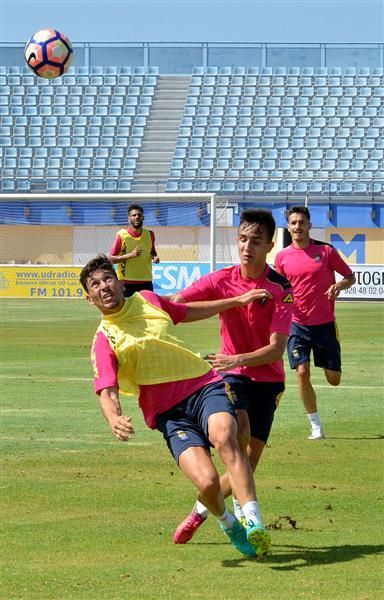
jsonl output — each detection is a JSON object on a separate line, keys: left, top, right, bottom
{"left": 330, "top": 234, "right": 365, "bottom": 263}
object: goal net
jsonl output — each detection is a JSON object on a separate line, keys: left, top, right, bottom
{"left": 0, "top": 192, "right": 246, "bottom": 297}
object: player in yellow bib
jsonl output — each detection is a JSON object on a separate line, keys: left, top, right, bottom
{"left": 109, "top": 204, "right": 160, "bottom": 297}
{"left": 80, "top": 254, "right": 275, "bottom": 558}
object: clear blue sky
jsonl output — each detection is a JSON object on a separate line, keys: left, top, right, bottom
{"left": 0, "top": 0, "right": 383, "bottom": 43}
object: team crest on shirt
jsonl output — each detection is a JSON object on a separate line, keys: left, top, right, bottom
{"left": 176, "top": 430, "right": 189, "bottom": 441}
{"left": 314, "top": 253, "right": 321, "bottom": 262}
{"left": 282, "top": 292, "right": 294, "bottom": 303}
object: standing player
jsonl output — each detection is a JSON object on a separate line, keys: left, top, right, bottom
{"left": 171, "top": 209, "right": 293, "bottom": 547}
{"left": 274, "top": 206, "right": 355, "bottom": 440}
{"left": 80, "top": 254, "right": 274, "bottom": 558}
{"left": 109, "top": 203, "right": 160, "bottom": 297}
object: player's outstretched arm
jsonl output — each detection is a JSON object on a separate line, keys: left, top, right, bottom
{"left": 99, "top": 387, "right": 135, "bottom": 442}
{"left": 206, "top": 332, "right": 288, "bottom": 371}
{"left": 182, "top": 289, "right": 273, "bottom": 322}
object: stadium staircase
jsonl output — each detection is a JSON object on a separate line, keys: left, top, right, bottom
{"left": 131, "top": 76, "right": 190, "bottom": 192}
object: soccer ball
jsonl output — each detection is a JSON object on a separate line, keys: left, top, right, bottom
{"left": 24, "top": 29, "right": 74, "bottom": 79}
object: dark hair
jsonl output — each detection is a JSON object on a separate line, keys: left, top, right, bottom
{"left": 287, "top": 206, "right": 311, "bottom": 221}
{"left": 128, "top": 203, "right": 144, "bottom": 215}
{"left": 239, "top": 208, "right": 276, "bottom": 241}
{"left": 79, "top": 254, "right": 117, "bottom": 292}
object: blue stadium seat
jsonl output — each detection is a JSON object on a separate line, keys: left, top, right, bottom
{"left": 166, "top": 180, "right": 178, "bottom": 192}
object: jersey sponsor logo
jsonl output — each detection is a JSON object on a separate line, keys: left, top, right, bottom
{"left": 282, "top": 292, "right": 294, "bottom": 303}
{"left": 176, "top": 430, "right": 189, "bottom": 441}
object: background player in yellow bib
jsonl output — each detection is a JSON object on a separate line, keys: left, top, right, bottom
{"left": 109, "top": 204, "right": 160, "bottom": 297}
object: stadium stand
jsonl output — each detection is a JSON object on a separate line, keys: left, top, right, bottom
{"left": 0, "top": 65, "right": 383, "bottom": 198}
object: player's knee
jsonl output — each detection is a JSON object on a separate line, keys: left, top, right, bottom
{"left": 198, "top": 473, "right": 221, "bottom": 498}
{"left": 326, "top": 371, "right": 341, "bottom": 386}
{"left": 212, "top": 434, "right": 236, "bottom": 456}
{"left": 297, "top": 365, "right": 311, "bottom": 383}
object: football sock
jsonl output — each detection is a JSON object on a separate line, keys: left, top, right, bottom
{"left": 232, "top": 497, "right": 245, "bottom": 520}
{"left": 307, "top": 412, "right": 322, "bottom": 429}
{"left": 217, "top": 508, "right": 236, "bottom": 529}
{"left": 193, "top": 500, "right": 209, "bottom": 519}
{"left": 242, "top": 501, "right": 263, "bottom": 527}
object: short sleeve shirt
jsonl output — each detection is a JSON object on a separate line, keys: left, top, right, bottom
{"left": 179, "top": 264, "right": 293, "bottom": 382}
{"left": 274, "top": 240, "right": 354, "bottom": 325}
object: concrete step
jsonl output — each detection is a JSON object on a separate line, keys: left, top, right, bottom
{"left": 147, "top": 117, "right": 180, "bottom": 124}
{"left": 143, "top": 133, "right": 178, "bottom": 141}
{"left": 140, "top": 142, "right": 176, "bottom": 150}
{"left": 130, "top": 182, "right": 167, "bottom": 193}
{"left": 150, "top": 101, "right": 186, "bottom": 108}
{"left": 131, "top": 76, "right": 189, "bottom": 184}
{"left": 136, "top": 160, "right": 170, "bottom": 168}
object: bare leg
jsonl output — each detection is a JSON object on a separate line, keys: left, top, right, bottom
{"left": 296, "top": 362, "right": 317, "bottom": 413}
{"left": 178, "top": 446, "right": 225, "bottom": 517}
{"left": 220, "top": 410, "right": 266, "bottom": 498}
{"left": 207, "top": 411, "right": 256, "bottom": 507}
{"left": 324, "top": 368, "right": 341, "bottom": 386}
{"left": 247, "top": 437, "right": 266, "bottom": 473}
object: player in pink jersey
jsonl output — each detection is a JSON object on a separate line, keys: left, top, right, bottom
{"left": 109, "top": 204, "right": 160, "bottom": 297}
{"left": 80, "top": 254, "right": 275, "bottom": 558}
{"left": 274, "top": 206, "right": 355, "bottom": 440}
{"left": 171, "top": 209, "right": 293, "bottom": 546}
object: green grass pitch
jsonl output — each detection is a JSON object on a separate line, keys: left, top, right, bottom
{"left": 0, "top": 299, "right": 383, "bottom": 599}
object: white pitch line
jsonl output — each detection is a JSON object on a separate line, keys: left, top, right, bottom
{"left": 0, "top": 374, "right": 383, "bottom": 390}
{"left": 286, "top": 384, "right": 384, "bottom": 389}
{"left": 0, "top": 374, "right": 92, "bottom": 382}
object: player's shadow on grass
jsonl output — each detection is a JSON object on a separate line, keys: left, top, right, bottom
{"left": 263, "top": 543, "right": 384, "bottom": 571}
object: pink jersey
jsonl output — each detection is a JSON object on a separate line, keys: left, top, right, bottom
{"left": 274, "top": 240, "right": 354, "bottom": 326}
{"left": 179, "top": 264, "right": 293, "bottom": 382}
{"left": 92, "top": 291, "right": 220, "bottom": 429}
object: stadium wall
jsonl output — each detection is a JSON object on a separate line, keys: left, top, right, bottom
{"left": 1, "top": 225, "right": 382, "bottom": 266}
{"left": 1, "top": 42, "right": 383, "bottom": 72}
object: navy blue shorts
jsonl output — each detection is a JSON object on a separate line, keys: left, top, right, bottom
{"left": 222, "top": 375, "right": 285, "bottom": 444}
{"left": 156, "top": 381, "right": 236, "bottom": 464}
{"left": 287, "top": 321, "right": 341, "bottom": 371}
{"left": 123, "top": 281, "right": 153, "bottom": 297}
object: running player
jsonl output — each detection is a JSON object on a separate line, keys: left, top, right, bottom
{"left": 109, "top": 204, "right": 160, "bottom": 297}
{"left": 274, "top": 206, "right": 355, "bottom": 439}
